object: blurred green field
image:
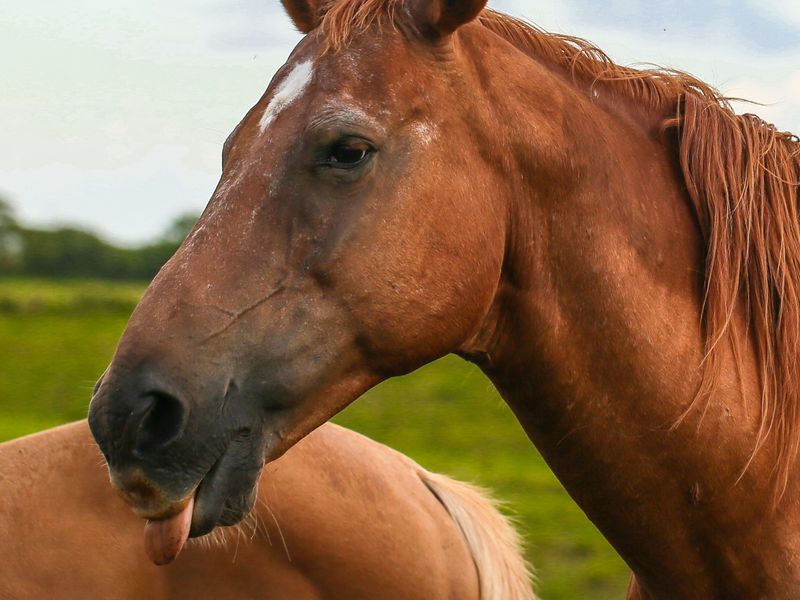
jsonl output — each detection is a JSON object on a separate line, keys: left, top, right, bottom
{"left": 0, "top": 278, "right": 630, "bottom": 599}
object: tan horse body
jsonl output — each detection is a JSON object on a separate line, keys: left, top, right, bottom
{"left": 0, "top": 421, "right": 533, "bottom": 599}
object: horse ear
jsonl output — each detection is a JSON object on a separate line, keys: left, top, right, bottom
{"left": 281, "top": 0, "right": 323, "bottom": 34}
{"left": 409, "top": 0, "right": 488, "bottom": 37}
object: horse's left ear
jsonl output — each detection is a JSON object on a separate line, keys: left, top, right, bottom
{"left": 281, "top": 0, "right": 322, "bottom": 34}
{"left": 409, "top": 0, "right": 489, "bottom": 37}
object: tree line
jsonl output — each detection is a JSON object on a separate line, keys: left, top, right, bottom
{"left": 0, "top": 198, "right": 198, "bottom": 281}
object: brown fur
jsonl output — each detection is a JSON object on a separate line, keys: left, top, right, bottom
{"left": 478, "top": 10, "right": 800, "bottom": 499}
{"left": 316, "top": 0, "right": 800, "bottom": 497}
{"left": 88, "top": 1, "right": 800, "bottom": 596}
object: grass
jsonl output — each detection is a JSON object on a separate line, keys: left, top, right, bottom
{"left": 0, "top": 278, "right": 631, "bottom": 598}
{"left": 0, "top": 276, "right": 144, "bottom": 314}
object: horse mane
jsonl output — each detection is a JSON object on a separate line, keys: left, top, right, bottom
{"left": 317, "top": 2, "right": 800, "bottom": 495}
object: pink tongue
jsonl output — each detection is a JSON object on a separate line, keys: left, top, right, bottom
{"left": 143, "top": 496, "right": 194, "bottom": 566}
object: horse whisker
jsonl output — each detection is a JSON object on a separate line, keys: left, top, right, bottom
{"left": 264, "top": 502, "right": 291, "bottom": 562}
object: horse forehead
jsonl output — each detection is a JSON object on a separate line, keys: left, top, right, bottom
{"left": 259, "top": 59, "right": 316, "bottom": 133}
{"left": 257, "top": 49, "right": 384, "bottom": 134}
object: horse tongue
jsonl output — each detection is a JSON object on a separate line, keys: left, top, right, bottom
{"left": 143, "top": 496, "right": 194, "bottom": 566}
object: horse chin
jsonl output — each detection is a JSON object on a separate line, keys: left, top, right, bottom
{"left": 190, "top": 476, "right": 259, "bottom": 538}
{"left": 187, "top": 431, "right": 264, "bottom": 538}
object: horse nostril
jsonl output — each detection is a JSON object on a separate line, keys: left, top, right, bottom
{"left": 134, "top": 391, "right": 188, "bottom": 457}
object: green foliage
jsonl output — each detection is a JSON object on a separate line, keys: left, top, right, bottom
{"left": 0, "top": 197, "right": 22, "bottom": 270}
{"left": 0, "top": 197, "right": 15, "bottom": 229}
{"left": 0, "top": 200, "right": 199, "bottom": 280}
{"left": 17, "top": 227, "right": 118, "bottom": 277}
{"left": 9, "top": 227, "right": 179, "bottom": 280}
{"left": 159, "top": 212, "right": 199, "bottom": 245}
{"left": 0, "top": 278, "right": 631, "bottom": 599}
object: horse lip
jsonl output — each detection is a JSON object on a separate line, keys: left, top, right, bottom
{"left": 112, "top": 469, "right": 197, "bottom": 521}
{"left": 110, "top": 430, "right": 256, "bottom": 537}
{"left": 113, "top": 430, "right": 258, "bottom": 535}
{"left": 187, "top": 430, "right": 262, "bottom": 538}
{"left": 136, "top": 494, "right": 195, "bottom": 521}
{"left": 109, "top": 450, "right": 224, "bottom": 521}
{"left": 110, "top": 468, "right": 168, "bottom": 515}
{"left": 187, "top": 445, "right": 237, "bottom": 537}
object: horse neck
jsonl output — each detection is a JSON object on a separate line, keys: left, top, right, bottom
{"left": 459, "top": 35, "right": 793, "bottom": 595}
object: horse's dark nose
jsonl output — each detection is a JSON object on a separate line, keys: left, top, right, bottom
{"left": 88, "top": 377, "right": 189, "bottom": 466}
{"left": 133, "top": 391, "right": 187, "bottom": 456}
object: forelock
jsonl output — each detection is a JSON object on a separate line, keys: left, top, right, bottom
{"left": 317, "top": 0, "right": 404, "bottom": 53}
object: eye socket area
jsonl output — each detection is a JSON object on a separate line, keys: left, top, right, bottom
{"left": 321, "top": 138, "right": 375, "bottom": 170}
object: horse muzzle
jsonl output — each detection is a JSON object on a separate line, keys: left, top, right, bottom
{"left": 88, "top": 365, "right": 269, "bottom": 559}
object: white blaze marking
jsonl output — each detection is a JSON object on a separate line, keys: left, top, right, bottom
{"left": 259, "top": 60, "right": 314, "bottom": 133}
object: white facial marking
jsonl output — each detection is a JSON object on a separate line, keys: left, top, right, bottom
{"left": 259, "top": 60, "right": 314, "bottom": 133}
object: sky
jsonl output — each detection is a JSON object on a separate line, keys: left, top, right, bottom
{"left": 2, "top": 0, "right": 799, "bottom": 245}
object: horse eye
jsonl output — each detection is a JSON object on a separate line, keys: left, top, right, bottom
{"left": 325, "top": 141, "right": 372, "bottom": 168}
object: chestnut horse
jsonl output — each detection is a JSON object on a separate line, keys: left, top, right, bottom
{"left": 88, "top": 1, "right": 800, "bottom": 598}
{"left": 0, "top": 421, "right": 533, "bottom": 599}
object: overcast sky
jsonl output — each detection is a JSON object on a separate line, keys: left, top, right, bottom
{"left": 2, "top": 1, "right": 798, "bottom": 245}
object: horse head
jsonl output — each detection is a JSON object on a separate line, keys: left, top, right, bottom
{"left": 88, "top": 0, "right": 529, "bottom": 545}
